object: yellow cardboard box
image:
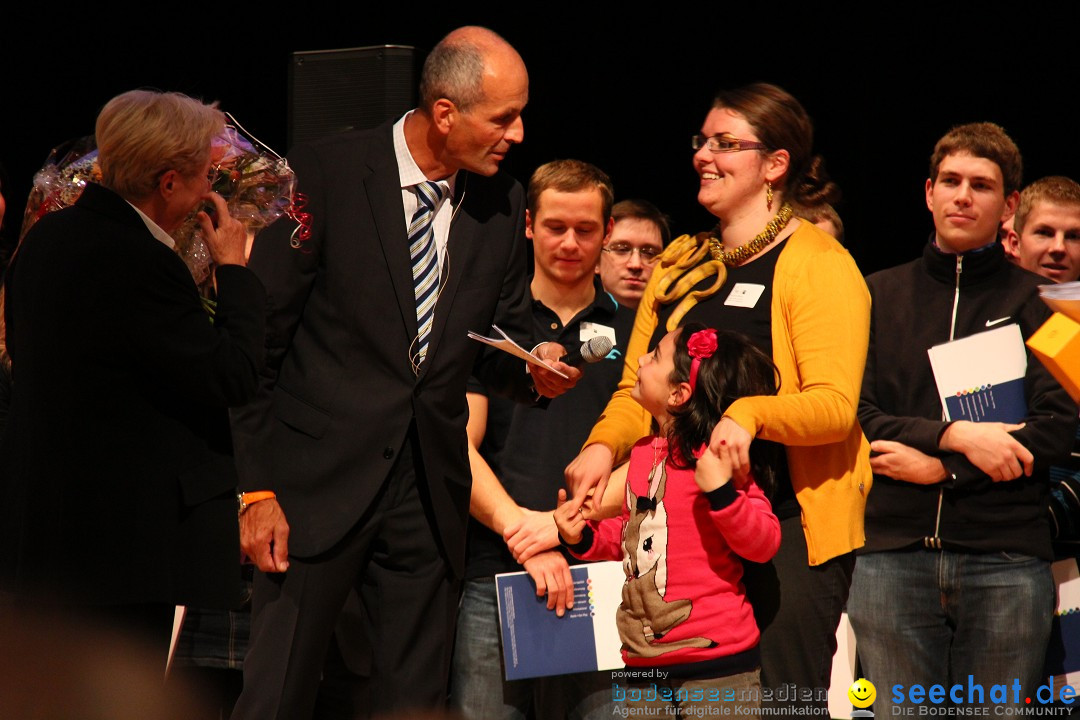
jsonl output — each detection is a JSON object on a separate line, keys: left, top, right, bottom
{"left": 1027, "top": 312, "right": 1080, "bottom": 403}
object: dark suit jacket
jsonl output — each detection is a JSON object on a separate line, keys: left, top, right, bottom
{"left": 231, "top": 122, "right": 533, "bottom": 575}
{"left": 0, "top": 183, "right": 265, "bottom": 607}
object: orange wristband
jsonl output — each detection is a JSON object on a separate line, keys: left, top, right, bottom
{"left": 238, "top": 491, "right": 276, "bottom": 516}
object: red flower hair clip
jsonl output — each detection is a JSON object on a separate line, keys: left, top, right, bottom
{"left": 687, "top": 328, "right": 718, "bottom": 391}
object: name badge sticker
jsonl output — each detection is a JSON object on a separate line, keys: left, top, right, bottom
{"left": 724, "top": 283, "right": 766, "bottom": 308}
{"left": 580, "top": 321, "right": 617, "bottom": 346}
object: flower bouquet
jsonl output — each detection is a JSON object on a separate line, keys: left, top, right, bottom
{"left": 174, "top": 123, "right": 296, "bottom": 288}
{"left": 20, "top": 117, "right": 296, "bottom": 294}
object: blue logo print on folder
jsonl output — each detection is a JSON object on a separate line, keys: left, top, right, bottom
{"left": 945, "top": 381, "right": 1027, "bottom": 424}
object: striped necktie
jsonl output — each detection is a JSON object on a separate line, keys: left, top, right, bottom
{"left": 409, "top": 180, "right": 448, "bottom": 366}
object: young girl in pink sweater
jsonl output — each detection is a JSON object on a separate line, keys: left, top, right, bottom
{"left": 555, "top": 324, "right": 781, "bottom": 713}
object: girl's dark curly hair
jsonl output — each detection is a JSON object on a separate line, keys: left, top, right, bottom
{"left": 666, "top": 323, "right": 782, "bottom": 498}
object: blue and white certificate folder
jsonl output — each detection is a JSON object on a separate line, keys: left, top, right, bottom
{"left": 495, "top": 560, "right": 624, "bottom": 680}
{"left": 927, "top": 323, "right": 1028, "bottom": 423}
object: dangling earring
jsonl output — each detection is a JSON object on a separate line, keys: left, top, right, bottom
{"left": 766, "top": 181, "right": 774, "bottom": 211}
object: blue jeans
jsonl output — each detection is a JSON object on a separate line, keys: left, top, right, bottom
{"left": 847, "top": 550, "right": 1053, "bottom": 716}
{"left": 450, "top": 578, "right": 615, "bottom": 720}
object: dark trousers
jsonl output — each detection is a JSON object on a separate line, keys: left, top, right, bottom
{"left": 233, "top": 432, "right": 459, "bottom": 720}
{"left": 743, "top": 513, "right": 854, "bottom": 711}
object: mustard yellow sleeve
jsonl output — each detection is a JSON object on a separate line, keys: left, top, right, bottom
{"left": 581, "top": 237, "right": 711, "bottom": 462}
{"left": 724, "top": 239, "right": 870, "bottom": 446}
{"left": 582, "top": 276, "right": 655, "bottom": 464}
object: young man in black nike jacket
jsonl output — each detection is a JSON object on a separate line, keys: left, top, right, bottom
{"left": 849, "top": 122, "right": 1077, "bottom": 715}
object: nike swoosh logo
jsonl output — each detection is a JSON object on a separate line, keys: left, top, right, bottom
{"left": 985, "top": 317, "right": 1011, "bottom": 327}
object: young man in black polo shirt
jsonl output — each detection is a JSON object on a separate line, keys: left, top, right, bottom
{"left": 450, "top": 159, "right": 633, "bottom": 719}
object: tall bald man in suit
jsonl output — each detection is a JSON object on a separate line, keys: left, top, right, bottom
{"left": 231, "top": 27, "right": 577, "bottom": 718}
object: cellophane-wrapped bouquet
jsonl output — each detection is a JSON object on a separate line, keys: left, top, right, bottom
{"left": 20, "top": 122, "right": 296, "bottom": 294}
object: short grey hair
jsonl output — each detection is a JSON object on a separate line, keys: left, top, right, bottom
{"left": 95, "top": 89, "right": 223, "bottom": 201}
{"left": 419, "top": 35, "right": 486, "bottom": 113}
{"left": 414, "top": 26, "right": 516, "bottom": 112}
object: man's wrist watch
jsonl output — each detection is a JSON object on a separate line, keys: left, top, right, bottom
{"left": 237, "top": 490, "right": 276, "bottom": 516}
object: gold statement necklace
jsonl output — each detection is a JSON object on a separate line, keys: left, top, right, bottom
{"left": 708, "top": 203, "right": 794, "bottom": 266}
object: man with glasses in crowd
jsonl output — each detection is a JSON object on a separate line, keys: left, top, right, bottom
{"left": 596, "top": 199, "right": 669, "bottom": 309}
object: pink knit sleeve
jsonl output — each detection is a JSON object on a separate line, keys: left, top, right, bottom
{"left": 708, "top": 479, "right": 780, "bottom": 563}
{"left": 567, "top": 515, "right": 626, "bottom": 562}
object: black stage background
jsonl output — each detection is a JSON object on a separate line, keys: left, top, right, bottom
{"left": 3, "top": 8, "right": 1080, "bottom": 275}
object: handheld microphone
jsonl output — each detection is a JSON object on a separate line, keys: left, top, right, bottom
{"left": 561, "top": 336, "right": 614, "bottom": 367}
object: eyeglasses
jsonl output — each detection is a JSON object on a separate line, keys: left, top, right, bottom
{"left": 691, "top": 134, "right": 770, "bottom": 154}
{"left": 602, "top": 243, "right": 661, "bottom": 265}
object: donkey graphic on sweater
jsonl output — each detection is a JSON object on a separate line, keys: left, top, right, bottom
{"left": 618, "top": 462, "right": 715, "bottom": 658}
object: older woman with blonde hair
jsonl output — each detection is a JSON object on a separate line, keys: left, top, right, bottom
{"left": 0, "top": 89, "right": 264, "bottom": 660}
{"left": 560, "top": 83, "right": 871, "bottom": 711}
